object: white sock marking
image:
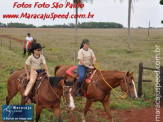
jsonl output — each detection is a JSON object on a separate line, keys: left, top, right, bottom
{"left": 132, "top": 80, "right": 138, "bottom": 98}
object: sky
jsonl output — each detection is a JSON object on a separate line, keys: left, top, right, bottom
{"left": 0, "top": 0, "right": 162, "bottom": 28}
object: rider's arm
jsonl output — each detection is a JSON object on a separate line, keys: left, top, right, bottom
{"left": 79, "top": 59, "right": 90, "bottom": 68}
{"left": 25, "top": 64, "right": 30, "bottom": 80}
{"left": 92, "top": 56, "right": 96, "bottom": 65}
{"left": 44, "top": 64, "right": 50, "bottom": 77}
{"left": 25, "top": 64, "right": 29, "bottom": 75}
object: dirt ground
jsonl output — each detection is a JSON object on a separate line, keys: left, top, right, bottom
{"left": 0, "top": 35, "right": 24, "bottom": 43}
{"left": 86, "top": 106, "right": 163, "bottom": 122}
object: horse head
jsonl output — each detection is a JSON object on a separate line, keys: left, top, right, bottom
{"left": 120, "top": 71, "right": 138, "bottom": 99}
{"left": 61, "top": 79, "right": 76, "bottom": 111}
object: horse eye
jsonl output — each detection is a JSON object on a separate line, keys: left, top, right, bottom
{"left": 64, "top": 91, "right": 68, "bottom": 94}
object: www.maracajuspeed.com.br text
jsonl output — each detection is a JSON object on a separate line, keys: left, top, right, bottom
{"left": 3, "top": 12, "right": 94, "bottom": 20}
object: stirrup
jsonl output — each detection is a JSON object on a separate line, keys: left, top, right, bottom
{"left": 76, "top": 91, "right": 81, "bottom": 97}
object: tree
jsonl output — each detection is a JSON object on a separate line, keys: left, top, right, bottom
{"left": 127, "top": 0, "right": 132, "bottom": 53}
{"left": 115, "top": 0, "right": 132, "bottom": 53}
{"left": 160, "top": 0, "right": 163, "bottom": 24}
{"left": 160, "top": 0, "right": 163, "bottom": 5}
{"left": 72, "top": 0, "right": 93, "bottom": 65}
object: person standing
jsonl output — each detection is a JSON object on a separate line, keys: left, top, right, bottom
{"left": 76, "top": 39, "right": 96, "bottom": 96}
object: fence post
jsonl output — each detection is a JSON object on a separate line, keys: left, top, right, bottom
{"left": 74, "top": 50, "right": 76, "bottom": 66}
{"left": 10, "top": 39, "right": 12, "bottom": 50}
{"left": 138, "top": 63, "right": 143, "bottom": 97}
{"left": 1, "top": 37, "right": 2, "bottom": 46}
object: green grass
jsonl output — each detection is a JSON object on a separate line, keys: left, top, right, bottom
{"left": 0, "top": 28, "right": 163, "bottom": 121}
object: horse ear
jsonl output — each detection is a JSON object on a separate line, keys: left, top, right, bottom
{"left": 130, "top": 72, "right": 134, "bottom": 75}
{"left": 64, "top": 79, "right": 66, "bottom": 85}
{"left": 126, "top": 71, "right": 130, "bottom": 77}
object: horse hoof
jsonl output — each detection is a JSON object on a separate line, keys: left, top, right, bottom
{"left": 82, "top": 120, "right": 86, "bottom": 122}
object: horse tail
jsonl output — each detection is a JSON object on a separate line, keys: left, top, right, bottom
{"left": 54, "top": 65, "right": 62, "bottom": 76}
{"left": 10, "top": 71, "right": 15, "bottom": 74}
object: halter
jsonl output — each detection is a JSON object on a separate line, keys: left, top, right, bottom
{"left": 49, "top": 81, "right": 75, "bottom": 111}
{"left": 94, "top": 61, "right": 127, "bottom": 99}
{"left": 123, "top": 76, "right": 132, "bottom": 94}
{"left": 123, "top": 76, "right": 136, "bottom": 95}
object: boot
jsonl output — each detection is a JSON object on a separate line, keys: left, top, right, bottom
{"left": 76, "top": 82, "right": 82, "bottom": 97}
{"left": 23, "top": 96, "right": 32, "bottom": 103}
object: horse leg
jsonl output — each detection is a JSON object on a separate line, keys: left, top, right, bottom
{"left": 23, "top": 49, "right": 26, "bottom": 57}
{"left": 82, "top": 99, "right": 94, "bottom": 122}
{"left": 53, "top": 104, "right": 62, "bottom": 122}
{"left": 21, "top": 95, "right": 26, "bottom": 105}
{"left": 101, "top": 94, "right": 114, "bottom": 122}
{"left": 6, "top": 84, "right": 18, "bottom": 105}
{"left": 28, "top": 51, "right": 30, "bottom": 56}
{"left": 36, "top": 105, "right": 42, "bottom": 122}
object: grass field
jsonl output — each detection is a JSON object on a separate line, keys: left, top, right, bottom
{"left": 0, "top": 28, "right": 163, "bottom": 121}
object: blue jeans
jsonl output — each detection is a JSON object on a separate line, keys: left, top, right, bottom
{"left": 77, "top": 65, "right": 88, "bottom": 83}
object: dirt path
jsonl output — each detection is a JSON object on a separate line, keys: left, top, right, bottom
{"left": 88, "top": 106, "right": 163, "bottom": 122}
{"left": 0, "top": 35, "right": 24, "bottom": 43}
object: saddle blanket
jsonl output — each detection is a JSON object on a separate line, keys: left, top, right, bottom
{"left": 66, "top": 66, "right": 96, "bottom": 83}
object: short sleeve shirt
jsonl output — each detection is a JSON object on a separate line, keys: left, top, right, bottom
{"left": 77, "top": 48, "right": 95, "bottom": 66}
{"left": 25, "top": 54, "right": 46, "bottom": 69}
{"left": 25, "top": 36, "right": 33, "bottom": 42}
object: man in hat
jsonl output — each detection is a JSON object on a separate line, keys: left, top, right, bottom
{"left": 24, "top": 43, "right": 50, "bottom": 102}
{"left": 25, "top": 33, "right": 33, "bottom": 51}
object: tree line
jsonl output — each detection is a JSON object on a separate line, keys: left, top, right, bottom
{"left": 0, "top": 22, "right": 123, "bottom": 28}
{"left": 0, "top": 22, "right": 36, "bottom": 28}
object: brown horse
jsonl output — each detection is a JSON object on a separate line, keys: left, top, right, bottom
{"left": 6, "top": 70, "right": 75, "bottom": 122}
{"left": 55, "top": 65, "right": 138, "bottom": 122}
{"left": 23, "top": 39, "right": 36, "bottom": 57}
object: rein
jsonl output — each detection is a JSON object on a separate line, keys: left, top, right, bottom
{"left": 49, "top": 82, "right": 69, "bottom": 110}
{"left": 94, "top": 62, "right": 127, "bottom": 99}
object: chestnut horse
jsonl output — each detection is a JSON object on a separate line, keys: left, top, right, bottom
{"left": 55, "top": 65, "right": 138, "bottom": 122}
{"left": 6, "top": 70, "right": 75, "bottom": 122}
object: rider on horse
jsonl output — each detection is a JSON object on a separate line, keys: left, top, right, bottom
{"left": 23, "top": 43, "right": 51, "bottom": 102}
{"left": 76, "top": 39, "right": 96, "bottom": 96}
{"left": 25, "top": 33, "right": 33, "bottom": 51}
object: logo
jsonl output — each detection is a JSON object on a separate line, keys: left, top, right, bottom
{"left": 2, "top": 105, "right": 33, "bottom": 121}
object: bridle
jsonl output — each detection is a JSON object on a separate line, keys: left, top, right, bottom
{"left": 123, "top": 76, "right": 135, "bottom": 95}
{"left": 49, "top": 81, "right": 74, "bottom": 110}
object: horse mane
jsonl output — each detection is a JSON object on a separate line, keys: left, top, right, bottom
{"left": 49, "top": 77, "right": 65, "bottom": 88}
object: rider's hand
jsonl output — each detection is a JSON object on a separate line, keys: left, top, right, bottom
{"left": 93, "top": 61, "right": 96, "bottom": 65}
{"left": 46, "top": 73, "right": 51, "bottom": 77}
{"left": 89, "top": 66, "right": 94, "bottom": 69}
{"left": 27, "top": 75, "right": 30, "bottom": 80}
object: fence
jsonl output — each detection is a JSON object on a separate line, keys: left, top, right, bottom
{"left": 138, "top": 63, "right": 163, "bottom": 104}
{"left": 0, "top": 36, "right": 21, "bottom": 50}
{"left": 0, "top": 36, "right": 44, "bottom": 55}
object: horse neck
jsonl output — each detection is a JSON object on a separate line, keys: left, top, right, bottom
{"left": 39, "top": 80, "right": 63, "bottom": 101}
{"left": 99, "top": 70, "right": 125, "bottom": 90}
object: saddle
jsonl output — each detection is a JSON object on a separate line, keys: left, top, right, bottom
{"left": 66, "top": 66, "right": 96, "bottom": 83}
{"left": 18, "top": 71, "right": 47, "bottom": 102}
